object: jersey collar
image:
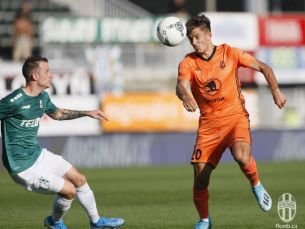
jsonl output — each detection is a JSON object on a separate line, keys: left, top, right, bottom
{"left": 196, "top": 45, "right": 217, "bottom": 62}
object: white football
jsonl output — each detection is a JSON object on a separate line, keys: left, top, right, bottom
{"left": 157, "top": 16, "right": 187, "bottom": 47}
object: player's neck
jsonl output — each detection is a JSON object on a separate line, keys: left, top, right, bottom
{"left": 200, "top": 43, "right": 215, "bottom": 60}
{"left": 199, "top": 44, "right": 216, "bottom": 61}
{"left": 23, "top": 84, "right": 43, "bottom": 97}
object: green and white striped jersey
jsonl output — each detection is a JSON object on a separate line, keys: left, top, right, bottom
{"left": 0, "top": 87, "right": 57, "bottom": 175}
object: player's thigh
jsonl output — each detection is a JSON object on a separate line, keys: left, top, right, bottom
{"left": 231, "top": 141, "right": 252, "bottom": 165}
{"left": 59, "top": 179, "right": 77, "bottom": 199}
{"left": 228, "top": 118, "right": 252, "bottom": 164}
{"left": 193, "top": 162, "right": 214, "bottom": 176}
{"left": 64, "top": 167, "right": 87, "bottom": 188}
{"left": 11, "top": 168, "right": 65, "bottom": 194}
{"left": 227, "top": 116, "right": 251, "bottom": 147}
{"left": 42, "top": 149, "right": 86, "bottom": 188}
{"left": 41, "top": 149, "right": 72, "bottom": 177}
{"left": 11, "top": 149, "right": 72, "bottom": 194}
{"left": 192, "top": 131, "right": 227, "bottom": 168}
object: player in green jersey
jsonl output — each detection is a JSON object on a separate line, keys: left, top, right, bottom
{"left": 0, "top": 56, "right": 124, "bottom": 229}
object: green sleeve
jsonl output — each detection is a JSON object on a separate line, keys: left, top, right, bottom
{"left": 44, "top": 93, "right": 58, "bottom": 114}
{"left": 0, "top": 98, "right": 15, "bottom": 120}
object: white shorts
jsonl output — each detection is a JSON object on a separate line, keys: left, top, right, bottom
{"left": 11, "top": 148, "right": 72, "bottom": 194}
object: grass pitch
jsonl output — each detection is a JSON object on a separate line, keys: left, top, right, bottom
{"left": 0, "top": 161, "right": 304, "bottom": 229}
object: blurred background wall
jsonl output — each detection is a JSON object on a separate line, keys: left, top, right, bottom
{"left": 1, "top": 0, "right": 305, "bottom": 168}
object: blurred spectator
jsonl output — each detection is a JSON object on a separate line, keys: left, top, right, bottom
{"left": 167, "top": 0, "right": 190, "bottom": 17}
{"left": 12, "top": 1, "right": 34, "bottom": 62}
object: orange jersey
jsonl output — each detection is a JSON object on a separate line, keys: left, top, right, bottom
{"left": 178, "top": 44, "right": 255, "bottom": 124}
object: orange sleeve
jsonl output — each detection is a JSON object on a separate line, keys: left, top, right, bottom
{"left": 178, "top": 58, "right": 193, "bottom": 81}
{"left": 232, "top": 48, "right": 255, "bottom": 68}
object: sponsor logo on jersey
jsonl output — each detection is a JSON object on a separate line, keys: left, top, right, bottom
{"left": 21, "top": 104, "right": 31, "bottom": 109}
{"left": 20, "top": 118, "right": 41, "bottom": 127}
{"left": 204, "top": 79, "right": 221, "bottom": 96}
{"left": 206, "top": 97, "right": 225, "bottom": 103}
{"left": 39, "top": 100, "right": 43, "bottom": 109}
{"left": 10, "top": 93, "right": 22, "bottom": 103}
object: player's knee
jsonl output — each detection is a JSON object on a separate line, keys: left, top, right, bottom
{"left": 66, "top": 188, "right": 76, "bottom": 199}
{"left": 59, "top": 181, "right": 77, "bottom": 199}
{"left": 61, "top": 186, "right": 76, "bottom": 199}
{"left": 194, "top": 174, "right": 210, "bottom": 189}
{"left": 234, "top": 151, "right": 251, "bottom": 165}
{"left": 75, "top": 173, "right": 87, "bottom": 188}
{"left": 194, "top": 180, "right": 209, "bottom": 190}
{"left": 193, "top": 163, "right": 213, "bottom": 190}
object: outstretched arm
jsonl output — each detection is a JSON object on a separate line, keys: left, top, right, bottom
{"left": 250, "top": 59, "right": 287, "bottom": 109}
{"left": 176, "top": 79, "right": 198, "bottom": 112}
{"left": 47, "top": 108, "right": 109, "bottom": 121}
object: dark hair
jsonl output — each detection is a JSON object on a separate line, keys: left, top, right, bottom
{"left": 22, "top": 56, "right": 48, "bottom": 82}
{"left": 186, "top": 14, "right": 211, "bottom": 36}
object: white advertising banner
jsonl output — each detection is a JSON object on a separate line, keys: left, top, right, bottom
{"left": 41, "top": 16, "right": 170, "bottom": 43}
{"left": 255, "top": 47, "right": 305, "bottom": 85}
{"left": 255, "top": 69, "right": 305, "bottom": 85}
{"left": 202, "top": 13, "right": 259, "bottom": 50}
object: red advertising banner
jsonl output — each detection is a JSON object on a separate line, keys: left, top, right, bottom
{"left": 259, "top": 15, "right": 305, "bottom": 46}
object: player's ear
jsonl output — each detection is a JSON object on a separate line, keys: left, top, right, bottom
{"left": 31, "top": 72, "right": 38, "bottom": 81}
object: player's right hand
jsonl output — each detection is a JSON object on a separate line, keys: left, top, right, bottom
{"left": 183, "top": 97, "right": 198, "bottom": 112}
{"left": 271, "top": 88, "right": 286, "bottom": 109}
{"left": 88, "top": 110, "right": 109, "bottom": 121}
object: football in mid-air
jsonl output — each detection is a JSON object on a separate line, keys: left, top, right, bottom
{"left": 157, "top": 16, "right": 186, "bottom": 47}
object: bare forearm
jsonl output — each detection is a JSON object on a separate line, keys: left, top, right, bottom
{"left": 55, "top": 108, "right": 89, "bottom": 120}
{"left": 252, "top": 59, "right": 286, "bottom": 109}
{"left": 176, "top": 84, "right": 189, "bottom": 101}
{"left": 176, "top": 80, "right": 198, "bottom": 112}
{"left": 260, "top": 63, "right": 279, "bottom": 90}
{"left": 48, "top": 108, "right": 108, "bottom": 121}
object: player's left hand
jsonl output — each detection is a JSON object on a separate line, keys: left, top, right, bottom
{"left": 271, "top": 88, "right": 286, "bottom": 109}
{"left": 88, "top": 110, "right": 109, "bottom": 121}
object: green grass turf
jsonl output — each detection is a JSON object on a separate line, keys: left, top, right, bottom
{"left": 0, "top": 161, "right": 304, "bottom": 229}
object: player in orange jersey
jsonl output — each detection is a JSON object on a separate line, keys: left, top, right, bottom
{"left": 176, "top": 15, "right": 286, "bottom": 229}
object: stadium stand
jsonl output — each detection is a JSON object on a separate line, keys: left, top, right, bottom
{"left": 51, "top": 0, "right": 152, "bottom": 17}
{"left": 1, "top": 0, "right": 174, "bottom": 90}
{"left": 0, "top": 0, "right": 152, "bottom": 55}
{"left": 37, "top": 0, "right": 185, "bottom": 92}
{"left": 0, "top": 0, "right": 71, "bottom": 59}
